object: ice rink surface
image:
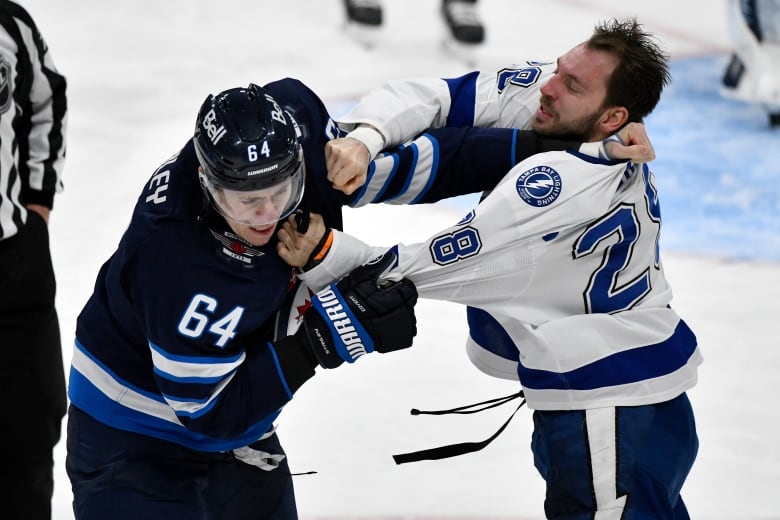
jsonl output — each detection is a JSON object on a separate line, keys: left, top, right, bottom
{"left": 17, "top": 0, "right": 779, "bottom": 518}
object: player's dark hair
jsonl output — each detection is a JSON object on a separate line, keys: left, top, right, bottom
{"left": 587, "top": 18, "right": 671, "bottom": 123}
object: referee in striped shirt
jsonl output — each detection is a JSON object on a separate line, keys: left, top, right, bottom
{"left": 0, "top": 2, "right": 67, "bottom": 518}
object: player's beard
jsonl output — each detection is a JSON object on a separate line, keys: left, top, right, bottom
{"left": 533, "top": 94, "right": 604, "bottom": 142}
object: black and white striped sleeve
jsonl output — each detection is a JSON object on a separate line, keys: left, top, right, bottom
{"left": 0, "top": 2, "right": 66, "bottom": 239}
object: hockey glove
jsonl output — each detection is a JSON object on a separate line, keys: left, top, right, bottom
{"left": 292, "top": 250, "right": 418, "bottom": 369}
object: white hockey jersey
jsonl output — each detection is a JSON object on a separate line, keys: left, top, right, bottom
{"left": 301, "top": 148, "right": 701, "bottom": 411}
{"left": 338, "top": 62, "right": 555, "bottom": 147}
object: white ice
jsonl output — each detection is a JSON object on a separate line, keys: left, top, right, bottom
{"left": 19, "top": 0, "right": 779, "bottom": 518}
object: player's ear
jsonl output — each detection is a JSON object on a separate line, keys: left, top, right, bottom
{"left": 599, "top": 106, "right": 629, "bottom": 135}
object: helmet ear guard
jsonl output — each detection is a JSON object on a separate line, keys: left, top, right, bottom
{"left": 194, "top": 84, "right": 306, "bottom": 227}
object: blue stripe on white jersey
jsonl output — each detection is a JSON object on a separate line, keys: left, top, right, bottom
{"left": 465, "top": 307, "right": 701, "bottom": 410}
{"left": 518, "top": 320, "right": 697, "bottom": 390}
{"left": 444, "top": 71, "right": 480, "bottom": 127}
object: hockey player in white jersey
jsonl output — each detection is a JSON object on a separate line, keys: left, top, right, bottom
{"left": 327, "top": 21, "right": 657, "bottom": 194}
{"left": 298, "top": 18, "right": 699, "bottom": 519}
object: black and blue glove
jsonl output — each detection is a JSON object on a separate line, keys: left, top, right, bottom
{"left": 290, "top": 251, "right": 418, "bottom": 369}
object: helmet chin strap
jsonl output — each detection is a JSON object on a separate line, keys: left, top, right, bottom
{"left": 292, "top": 171, "right": 309, "bottom": 234}
{"left": 293, "top": 194, "right": 310, "bottom": 234}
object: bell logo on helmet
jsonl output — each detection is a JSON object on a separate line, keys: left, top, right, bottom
{"left": 202, "top": 108, "right": 227, "bottom": 145}
{"left": 264, "top": 94, "right": 288, "bottom": 126}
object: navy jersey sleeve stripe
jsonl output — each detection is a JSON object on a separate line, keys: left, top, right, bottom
{"left": 267, "top": 343, "right": 293, "bottom": 400}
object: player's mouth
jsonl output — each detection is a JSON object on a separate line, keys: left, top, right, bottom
{"left": 249, "top": 224, "right": 274, "bottom": 234}
{"left": 536, "top": 94, "right": 556, "bottom": 122}
{"left": 240, "top": 224, "right": 276, "bottom": 246}
{"left": 537, "top": 103, "right": 554, "bottom": 121}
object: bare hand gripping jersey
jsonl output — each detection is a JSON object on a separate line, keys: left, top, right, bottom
{"left": 302, "top": 146, "right": 701, "bottom": 411}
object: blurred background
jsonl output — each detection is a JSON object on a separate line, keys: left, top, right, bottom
{"left": 19, "top": 0, "right": 779, "bottom": 518}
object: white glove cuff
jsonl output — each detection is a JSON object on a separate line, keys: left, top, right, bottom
{"left": 346, "top": 125, "right": 386, "bottom": 159}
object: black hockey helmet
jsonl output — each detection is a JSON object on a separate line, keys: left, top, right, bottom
{"left": 193, "top": 84, "right": 305, "bottom": 227}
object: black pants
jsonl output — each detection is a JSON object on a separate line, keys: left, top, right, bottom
{"left": 0, "top": 212, "right": 66, "bottom": 520}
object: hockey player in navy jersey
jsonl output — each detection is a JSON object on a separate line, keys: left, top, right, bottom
{"left": 64, "top": 74, "right": 652, "bottom": 518}
{"left": 64, "top": 81, "right": 425, "bottom": 519}
{"left": 302, "top": 18, "right": 699, "bottom": 519}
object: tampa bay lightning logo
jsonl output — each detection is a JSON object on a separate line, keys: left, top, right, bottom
{"left": 515, "top": 166, "right": 562, "bottom": 207}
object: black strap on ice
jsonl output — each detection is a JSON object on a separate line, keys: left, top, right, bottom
{"left": 392, "top": 390, "right": 525, "bottom": 465}
{"left": 409, "top": 391, "right": 523, "bottom": 415}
